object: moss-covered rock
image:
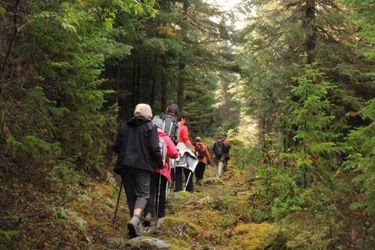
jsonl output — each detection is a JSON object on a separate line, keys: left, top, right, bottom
{"left": 129, "top": 236, "right": 171, "bottom": 249}
{"left": 231, "top": 223, "right": 280, "bottom": 249}
{"left": 160, "top": 216, "right": 205, "bottom": 238}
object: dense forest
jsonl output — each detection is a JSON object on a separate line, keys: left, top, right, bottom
{"left": 1, "top": 0, "right": 375, "bottom": 249}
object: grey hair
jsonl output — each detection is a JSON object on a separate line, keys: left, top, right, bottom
{"left": 134, "top": 104, "right": 152, "bottom": 119}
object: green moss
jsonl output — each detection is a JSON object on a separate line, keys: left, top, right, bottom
{"left": 176, "top": 191, "right": 192, "bottom": 198}
{"left": 231, "top": 223, "right": 280, "bottom": 249}
{"left": 161, "top": 217, "right": 204, "bottom": 238}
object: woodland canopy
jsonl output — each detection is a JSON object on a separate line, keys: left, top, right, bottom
{"left": 1, "top": 0, "right": 375, "bottom": 249}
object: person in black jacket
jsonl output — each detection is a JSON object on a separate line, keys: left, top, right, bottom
{"left": 113, "top": 103, "right": 163, "bottom": 238}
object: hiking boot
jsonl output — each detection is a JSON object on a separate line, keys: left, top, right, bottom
{"left": 198, "top": 179, "right": 204, "bottom": 186}
{"left": 143, "top": 213, "right": 152, "bottom": 227}
{"left": 127, "top": 216, "right": 142, "bottom": 238}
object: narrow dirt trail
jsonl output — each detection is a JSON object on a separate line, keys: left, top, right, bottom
{"left": 160, "top": 168, "right": 254, "bottom": 249}
{"left": 72, "top": 165, "right": 279, "bottom": 249}
{"left": 131, "top": 167, "right": 281, "bottom": 250}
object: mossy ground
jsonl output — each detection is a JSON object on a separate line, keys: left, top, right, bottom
{"left": 4, "top": 163, "right": 281, "bottom": 249}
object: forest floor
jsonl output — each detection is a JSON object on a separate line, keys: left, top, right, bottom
{"left": 4, "top": 160, "right": 282, "bottom": 249}
{"left": 55, "top": 163, "right": 281, "bottom": 250}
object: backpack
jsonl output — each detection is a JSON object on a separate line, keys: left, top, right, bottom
{"left": 155, "top": 135, "right": 167, "bottom": 168}
{"left": 223, "top": 141, "right": 230, "bottom": 153}
{"left": 159, "top": 136, "right": 167, "bottom": 162}
{"left": 213, "top": 140, "right": 224, "bottom": 158}
{"left": 195, "top": 143, "right": 206, "bottom": 160}
{"left": 152, "top": 113, "right": 180, "bottom": 145}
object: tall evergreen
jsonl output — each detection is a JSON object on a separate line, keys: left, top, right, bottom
{"left": 0, "top": 1, "right": 157, "bottom": 247}
{"left": 233, "top": 0, "right": 375, "bottom": 247}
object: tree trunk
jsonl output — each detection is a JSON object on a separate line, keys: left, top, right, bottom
{"left": 260, "top": 117, "right": 267, "bottom": 163}
{"left": 161, "top": 77, "right": 167, "bottom": 114}
{"left": 136, "top": 57, "right": 141, "bottom": 104}
{"left": 150, "top": 54, "right": 157, "bottom": 110}
{"left": 131, "top": 57, "right": 137, "bottom": 109}
{"left": 177, "top": 1, "right": 189, "bottom": 110}
{"left": 161, "top": 56, "right": 167, "bottom": 113}
{"left": 304, "top": 0, "right": 317, "bottom": 64}
{"left": 177, "top": 64, "right": 185, "bottom": 110}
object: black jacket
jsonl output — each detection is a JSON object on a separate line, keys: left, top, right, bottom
{"left": 113, "top": 116, "right": 163, "bottom": 172}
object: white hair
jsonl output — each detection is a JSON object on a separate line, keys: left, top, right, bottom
{"left": 134, "top": 103, "right": 152, "bottom": 119}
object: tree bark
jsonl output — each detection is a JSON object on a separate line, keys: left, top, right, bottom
{"left": 136, "top": 57, "right": 140, "bottom": 105}
{"left": 1, "top": 0, "right": 20, "bottom": 78}
{"left": 131, "top": 57, "right": 137, "bottom": 108}
{"left": 177, "top": 1, "right": 189, "bottom": 110}
{"left": 304, "top": 0, "right": 317, "bottom": 64}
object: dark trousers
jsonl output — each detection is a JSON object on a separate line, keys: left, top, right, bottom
{"left": 223, "top": 153, "right": 230, "bottom": 171}
{"left": 195, "top": 162, "right": 206, "bottom": 180}
{"left": 144, "top": 173, "right": 167, "bottom": 218}
{"left": 174, "top": 167, "right": 193, "bottom": 192}
{"left": 120, "top": 166, "right": 151, "bottom": 217}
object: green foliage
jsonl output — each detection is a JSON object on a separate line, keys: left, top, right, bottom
{"left": 281, "top": 63, "right": 341, "bottom": 184}
{"left": 231, "top": 140, "right": 261, "bottom": 171}
{"left": 0, "top": 230, "right": 18, "bottom": 247}
{"left": 344, "top": 98, "right": 375, "bottom": 215}
{"left": 250, "top": 165, "right": 306, "bottom": 222}
{"left": 184, "top": 71, "right": 217, "bottom": 137}
{"left": 0, "top": 1, "right": 157, "bottom": 248}
{"left": 233, "top": 0, "right": 375, "bottom": 247}
{"left": 341, "top": 0, "right": 375, "bottom": 219}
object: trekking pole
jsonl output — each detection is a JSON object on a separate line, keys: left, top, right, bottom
{"left": 184, "top": 170, "right": 192, "bottom": 192}
{"left": 208, "top": 164, "right": 213, "bottom": 183}
{"left": 113, "top": 181, "right": 122, "bottom": 223}
{"left": 172, "top": 160, "right": 176, "bottom": 214}
{"left": 154, "top": 171, "right": 162, "bottom": 234}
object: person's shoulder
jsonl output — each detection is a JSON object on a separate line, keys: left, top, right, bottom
{"left": 145, "top": 120, "right": 157, "bottom": 130}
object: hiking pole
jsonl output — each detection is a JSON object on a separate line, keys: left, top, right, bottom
{"left": 184, "top": 170, "right": 192, "bottom": 192}
{"left": 208, "top": 164, "right": 213, "bottom": 183}
{"left": 154, "top": 171, "right": 162, "bottom": 234}
{"left": 113, "top": 181, "right": 122, "bottom": 223}
{"left": 171, "top": 159, "right": 176, "bottom": 214}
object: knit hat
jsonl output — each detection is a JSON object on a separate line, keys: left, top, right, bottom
{"left": 195, "top": 136, "right": 202, "bottom": 142}
{"left": 134, "top": 104, "right": 152, "bottom": 119}
{"left": 151, "top": 116, "right": 163, "bottom": 129}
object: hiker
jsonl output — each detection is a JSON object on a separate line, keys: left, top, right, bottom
{"left": 112, "top": 103, "right": 163, "bottom": 238}
{"left": 212, "top": 136, "right": 225, "bottom": 178}
{"left": 194, "top": 137, "right": 211, "bottom": 186}
{"left": 222, "top": 138, "right": 231, "bottom": 172}
{"left": 151, "top": 104, "right": 180, "bottom": 145}
{"left": 174, "top": 112, "right": 198, "bottom": 192}
{"left": 143, "top": 118, "right": 179, "bottom": 227}
{"left": 151, "top": 104, "right": 180, "bottom": 193}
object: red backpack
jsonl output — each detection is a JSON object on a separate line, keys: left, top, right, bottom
{"left": 195, "top": 143, "right": 206, "bottom": 159}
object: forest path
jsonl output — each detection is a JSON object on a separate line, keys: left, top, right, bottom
{"left": 71, "top": 165, "right": 279, "bottom": 249}
{"left": 105, "top": 166, "right": 279, "bottom": 249}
